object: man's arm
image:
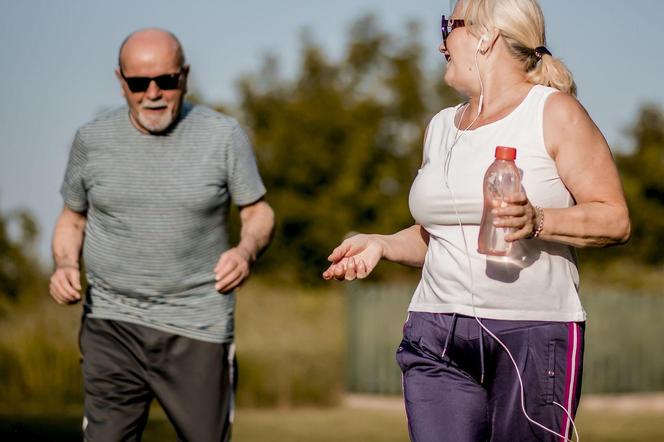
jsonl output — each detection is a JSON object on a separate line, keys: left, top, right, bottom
{"left": 214, "top": 199, "right": 275, "bottom": 293}
{"left": 49, "top": 206, "right": 87, "bottom": 304}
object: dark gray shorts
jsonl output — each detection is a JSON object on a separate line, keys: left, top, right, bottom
{"left": 396, "top": 312, "right": 584, "bottom": 442}
{"left": 80, "top": 317, "right": 235, "bottom": 442}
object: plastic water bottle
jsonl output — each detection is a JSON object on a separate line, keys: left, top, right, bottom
{"left": 478, "top": 146, "right": 521, "bottom": 256}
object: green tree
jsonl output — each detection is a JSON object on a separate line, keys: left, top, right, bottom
{"left": 578, "top": 104, "right": 664, "bottom": 273}
{"left": 235, "top": 16, "right": 457, "bottom": 283}
{"left": 230, "top": 15, "right": 664, "bottom": 285}
{"left": 0, "top": 203, "right": 44, "bottom": 303}
{"left": 615, "top": 105, "right": 664, "bottom": 263}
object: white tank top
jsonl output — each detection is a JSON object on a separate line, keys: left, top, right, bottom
{"left": 408, "top": 85, "right": 585, "bottom": 322}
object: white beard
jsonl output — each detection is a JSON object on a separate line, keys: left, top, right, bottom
{"left": 137, "top": 108, "right": 173, "bottom": 133}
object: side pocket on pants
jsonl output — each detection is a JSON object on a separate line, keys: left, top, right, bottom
{"left": 545, "top": 340, "right": 556, "bottom": 404}
{"left": 396, "top": 339, "right": 408, "bottom": 373}
{"left": 396, "top": 312, "right": 412, "bottom": 373}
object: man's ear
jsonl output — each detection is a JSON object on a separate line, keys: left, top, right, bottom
{"left": 115, "top": 67, "right": 126, "bottom": 98}
{"left": 181, "top": 64, "right": 190, "bottom": 94}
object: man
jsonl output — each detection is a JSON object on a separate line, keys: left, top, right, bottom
{"left": 49, "top": 28, "right": 274, "bottom": 441}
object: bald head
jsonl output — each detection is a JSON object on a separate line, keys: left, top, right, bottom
{"left": 118, "top": 28, "right": 185, "bottom": 72}
{"left": 115, "top": 28, "right": 189, "bottom": 134}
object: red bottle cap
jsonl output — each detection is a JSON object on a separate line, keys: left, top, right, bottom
{"left": 495, "top": 146, "right": 517, "bottom": 160}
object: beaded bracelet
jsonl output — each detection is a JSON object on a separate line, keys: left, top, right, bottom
{"left": 532, "top": 206, "right": 545, "bottom": 238}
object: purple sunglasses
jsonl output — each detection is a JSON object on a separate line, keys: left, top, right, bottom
{"left": 441, "top": 15, "right": 465, "bottom": 42}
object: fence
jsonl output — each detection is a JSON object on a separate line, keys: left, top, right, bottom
{"left": 346, "top": 283, "right": 664, "bottom": 395}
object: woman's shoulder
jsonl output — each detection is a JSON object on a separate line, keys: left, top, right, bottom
{"left": 542, "top": 88, "right": 590, "bottom": 127}
{"left": 428, "top": 104, "right": 464, "bottom": 130}
{"left": 541, "top": 87, "right": 599, "bottom": 159}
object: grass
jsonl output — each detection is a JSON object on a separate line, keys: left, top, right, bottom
{"left": 1, "top": 401, "right": 663, "bottom": 442}
{"left": 233, "top": 407, "right": 409, "bottom": 442}
{"left": 0, "top": 280, "right": 346, "bottom": 409}
{"left": 575, "top": 410, "right": 664, "bottom": 442}
{"left": 1, "top": 277, "right": 663, "bottom": 441}
{"left": 234, "top": 282, "right": 345, "bottom": 407}
{"left": 0, "top": 294, "right": 82, "bottom": 406}
{"left": 579, "top": 260, "right": 664, "bottom": 293}
{"left": 234, "top": 405, "right": 664, "bottom": 442}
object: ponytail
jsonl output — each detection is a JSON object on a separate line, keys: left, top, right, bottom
{"left": 526, "top": 52, "right": 577, "bottom": 96}
{"left": 464, "top": 0, "right": 577, "bottom": 96}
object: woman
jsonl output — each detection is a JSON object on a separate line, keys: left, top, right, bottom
{"left": 323, "top": 0, "right": 630, "bottom": 441}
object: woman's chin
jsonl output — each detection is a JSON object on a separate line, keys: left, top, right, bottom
{"left": 443, "top": 69, "right": 456, "bottom": 89}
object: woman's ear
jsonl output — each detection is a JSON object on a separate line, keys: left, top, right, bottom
{"left": 482, "top": 28, "right": 501, "bottom": 53}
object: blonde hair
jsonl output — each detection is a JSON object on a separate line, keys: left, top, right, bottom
{"left": 463, "top": 0, "right": 577, "bottom": 96}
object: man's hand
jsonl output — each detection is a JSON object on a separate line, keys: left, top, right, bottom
{"left": 214, "top": 247, "right": 252, "bottom": 293}
{"left": 51, "top": 206, "right": 86, "bottom": 304}
{"left": 213, "top": 199, "right": 274, "bottom": 293}
{"left": 49, "top": 266, "right": 82, "bottom": 304}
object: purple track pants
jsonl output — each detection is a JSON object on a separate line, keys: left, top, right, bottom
{"left": 396, "top": 312, "right": 584, "bottom": 442}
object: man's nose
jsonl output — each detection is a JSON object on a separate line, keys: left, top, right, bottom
{"left": 144, "top": 80, "right": 162, "bottom": 100}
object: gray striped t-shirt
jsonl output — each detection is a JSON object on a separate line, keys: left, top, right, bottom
{"left": 61, "top": 102, "right": 266, "bottom": 343}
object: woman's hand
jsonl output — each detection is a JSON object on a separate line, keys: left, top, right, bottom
{"left": 491, "top": 192, "right": 539, "bottom": 242}
{"left": 322, "top": 234, "right": 385, "bottom": 281}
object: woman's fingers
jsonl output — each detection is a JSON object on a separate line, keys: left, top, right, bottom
{"left": 504, "top": 192, "right": 528, "bottom": 205}
{"left": 323, "top": 260, "right": 348, "bottom": 280}
{"left": 328, "top": 242, "right": 351, "bottom": 262}
{"left": 324, "top": 234, "right": 381, "bottom": 281}
{"left": 323, "top": 256, "right": 375, "bottom": 280}
{"left": 328, "top": 234, "right": 370, "bottom": 262}
{"left": 333, "top": 261, "right": 347, "bottom": 280}
{"left": 493, "top": 204, "right": 527, "bottom": 217}
{"left": 356, "top": 259, "right": 368, "bottom": 279}
{"left": 344, "top": 257, "right": 357, "bottom": 280}
{"left": 495, "top": 213, "right": 529, "bottom": 227}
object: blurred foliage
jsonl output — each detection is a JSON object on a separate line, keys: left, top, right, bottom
{"left": 578, "top": 105, "right": 664, "bottom": 273}
{"left": 214, "top": 15, "right": 664, "bottom": 284}
{"left": 234, "top": 284, "right": 344, "bottom": 407}
{"left": 1, "top": 14, "right": 664, "bottom": 413}
{"left": 0, "top": 280, "right": 344, "bottom": 411}
{"left": 226, "top": 16, "right": 459, "bottom": 284}
{"left": 0, "top": 203, "right": 45, "bottom": 309}
{"left": 0, "top": 299, "right": 83, "bottom": 408}
{"left": 3, "top": 406, "right": 664, "bottom": 442}
{"left": 616, "top": 106, "right": 664, "bottom": 263}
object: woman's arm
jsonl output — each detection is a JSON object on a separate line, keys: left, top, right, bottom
{"left": 539, "top": 92, "right": 630, "bottom": 247}
{"left": 496, "top": 92, "right": 631, "bottom": 247}
{"left": 322, "top": 224, "right": 429, "bottom": 281}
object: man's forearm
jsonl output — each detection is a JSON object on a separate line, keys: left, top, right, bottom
{"left": 237, "top": 201, "right": 275, "bottom": 262}
{"left": 52, "top": 208, "right": 87, "bottom": 268}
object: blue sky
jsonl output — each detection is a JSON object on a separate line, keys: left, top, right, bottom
{"left": 1, "top": 0, "right": 663, "bottom": 259}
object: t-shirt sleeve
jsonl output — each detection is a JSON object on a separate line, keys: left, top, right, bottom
{"left": 226, "top": 123, "right": 267, "bottom": 206}
{"left": 60, "top": 130, "right": 89, "bottom": 212}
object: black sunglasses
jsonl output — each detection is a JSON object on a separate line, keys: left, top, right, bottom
{"left": 441, "top": 15, "right": 465, "bottom": 42}
{"left": 120, "top": 70, "right": 183, "bottom": 93}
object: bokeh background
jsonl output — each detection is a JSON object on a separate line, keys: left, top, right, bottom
{"left": 1, "top": 0, "right": 663, "bottom": 440}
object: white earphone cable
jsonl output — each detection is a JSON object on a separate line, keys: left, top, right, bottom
{"left": 440, "top": 39, "right": 580, "bottom": 442}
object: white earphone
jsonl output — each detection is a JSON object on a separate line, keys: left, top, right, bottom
{"left": 476, "top": 33, "right": 489, "bottom": 52}
{"left": 475, "top": 33, "right": 489, "bottom": 115}
{"left": 448, "top": 26, "right": 581, "bottom": 442}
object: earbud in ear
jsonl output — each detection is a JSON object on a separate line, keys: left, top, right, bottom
{"left": 476, "top": 34, "right": 489, "bottom": 51}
